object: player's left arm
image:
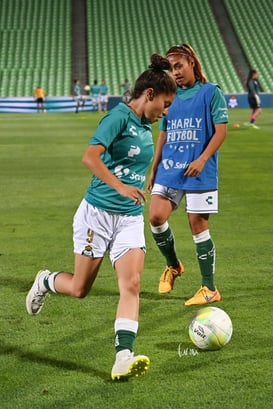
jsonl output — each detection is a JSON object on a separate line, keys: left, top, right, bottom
{"left": 185, "top": 124, "right": 227, "bottom": 176}
{"left": 185, "top": 87, "right": 228, "bottom": 177}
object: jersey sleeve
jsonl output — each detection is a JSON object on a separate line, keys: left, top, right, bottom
{"left": 159, "top": 116, "right": 167, "bottom": 131}
{"left": 211, "top": 86, "right": 228, "bottom": 124}
{"left": 89, "top": 110, "right": 128, "bottom": 148}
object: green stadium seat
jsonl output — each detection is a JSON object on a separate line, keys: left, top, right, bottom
{"left": 224, "top": 0, "right": 273, "bottom": 92}
{"left": 0, "top": 0, "right": 71, "bottom": 97}
{"left": 1, "top": 0, "right": 272, "bottom": 97}
{"left": 86, "top": 0, "right": 245, "bottom": 95}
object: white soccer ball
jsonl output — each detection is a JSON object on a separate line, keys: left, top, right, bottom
{"left": 189, "top": 306, "right": 233, "bottom": 350}
{"left": 84, "top": 85, "right": 90, "bottom": 91}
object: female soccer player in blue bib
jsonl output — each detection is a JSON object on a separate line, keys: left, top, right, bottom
{"left": 148, "top": 43, "right": 228, "bottom": 306}
{"left": 26, "top": 54, "right": 176, "bottom": 381}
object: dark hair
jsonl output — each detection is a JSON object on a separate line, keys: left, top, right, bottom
{"left": 246, "top": 69, "right": 258, "bottom": 91}
{"left": 247, "top": 69, "right": 257, "bottom": 82}
{"left": 130, "top": 54, "right": 177, "bottom": 99}
{"left": 166, "top": 43, "right": 207, "bottom": 83}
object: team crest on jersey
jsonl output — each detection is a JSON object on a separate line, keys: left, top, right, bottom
{"left": 82, "top": 245, "right": 94, "bottom": 257}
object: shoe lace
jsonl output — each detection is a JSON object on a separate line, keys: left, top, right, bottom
{"left": 200, "top": 286, "right": 217, "bottom": 299}
{"left": 162, "top": 266, "right": 177, "bottom": 281}
{"left": 192, "top": 287, "right": 205, "bottom": 298}
{"left": 33, "top": 291, "right": 49, "bottom": 306}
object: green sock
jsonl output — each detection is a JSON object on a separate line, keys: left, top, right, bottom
{"left": 115, "top": 330, "right": 136, "bottom": 353}
{"left": 152, "top": 227, "right": 179, "bottom": 267}
{"left": 196, "top": 238, "right": 215, "bottom": 291}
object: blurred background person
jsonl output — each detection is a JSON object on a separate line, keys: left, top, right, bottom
{"left": 34, "top": 86, "right": 46, "bottom": 112}
{"left": 228, "top": 95, "right": 238, "bottom": 108}
{"left": 91, "top": 79, "right": 100, "bottom": 111}
{"left": 99, "top": 79, "right": 109, "bottom": 112}
{"left": 246, "top": 69, "right": 262, "bottom": 129}
{"left": 121, "top": 79, "right": 131, "bottom": 103}
{"left": 72, "top": 79, "right": 85, "bottom": 113}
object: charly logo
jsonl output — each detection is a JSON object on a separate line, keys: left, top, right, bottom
{"left": 128, "top": 145, "right": 141, "bottom": 157}
{"left": 162, "top": 159, "right": 174, "bottom": 170}
{"left": 206, "top": 195, "right": 213, "bottom": 205}
{"left": 114, "top": 165, "right": 130, "bottom": 178}
{"left": 129, "top": 126, "right": 138, "bottom": 136}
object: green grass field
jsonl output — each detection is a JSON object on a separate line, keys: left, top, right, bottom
{"left": 0, "top": 109, "right": 273, "bottom": 409}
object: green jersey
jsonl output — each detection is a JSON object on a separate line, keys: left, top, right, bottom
{"left": 84, "top": 103, "right": 154, "bottom": 215}
{"left": 91, "top": 84, "right": 100, "bottom": 96}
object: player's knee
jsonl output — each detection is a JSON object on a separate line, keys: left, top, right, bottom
{"left": 125, "top": 275, "right": 140, "bottom": 295}
{"left": 189, "top": 214, "right": 209, "bottom": 234}
{"left": 71, "top": 287, "right": 89, "bottom": 299}
{"left": 149, "top": 213, "right": 166, "bottom": 226}
{"left": 129, "top": 282, "right": 140, "bottom": 297}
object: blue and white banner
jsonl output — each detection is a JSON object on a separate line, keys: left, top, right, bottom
{"left": 0, "top": 96, "right": 98, "bottom": 113}
{"left": 1, "top": 94, "right": 273, "bottom": 113}
{"left": 0, "top": 96, "right": 122, "bottom": 113}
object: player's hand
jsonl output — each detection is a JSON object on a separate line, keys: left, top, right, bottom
{"left": 184, "top": 158, "right": 206, "bottom": 177}
{"left": 255, "top": 95, "right": 261, "bottom": 106}
{"left": 117, "top": 185, "right": 146, "bottom": 205}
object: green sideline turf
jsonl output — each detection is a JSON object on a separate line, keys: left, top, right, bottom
{"left": 0, "top": 109, "right": 272, "bottom": 409}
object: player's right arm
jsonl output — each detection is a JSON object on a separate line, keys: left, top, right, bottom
{"left": 82, "top": 144, "right": 146, "bottom": 205}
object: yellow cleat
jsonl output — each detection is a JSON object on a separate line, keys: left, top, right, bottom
{"left": 111, "top": 353, "right": 150, "bottom": 381}
{"left": 185, "top": 286, "right": 221, "bottom": 306}
{"left": 158, "top": 261, "right": 184, "bottom": 294}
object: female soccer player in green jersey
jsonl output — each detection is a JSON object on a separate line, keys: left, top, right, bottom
{"left": 26, "top": 54, "right": 176, "bottom": 381}
{"left": 246, "top": 69, "right": 262, "bottom": 128}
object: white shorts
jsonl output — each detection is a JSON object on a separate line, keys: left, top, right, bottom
{"left": 92, "top": 96, "right": 99, "bottom": 106}
{"left": 151, "top": 183, "right": 218, "bottom": 214}
{"left": 100, "top": 95, "right": 108, "bottom": 104}
{"left": 73, "top": 199, "right": 146, "bottom": 266}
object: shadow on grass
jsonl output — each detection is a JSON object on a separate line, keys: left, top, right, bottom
{"left": 0, "top": 341, "right": 110, "bottom": 381}
{"left": 1, "top": 276, "right": 188, "bottom": 300}
{"left": 0, "top": 276, "right": 32, "bottom": 292}
{"left": 140, "top": 290, "right": 183, "bottom": 301}
{"left": 0, "top": 275, "right": 118, "bottom": 298}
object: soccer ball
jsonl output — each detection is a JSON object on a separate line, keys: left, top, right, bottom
{"left": 189, "top": 306, "right": 233, "bottom": 350}
{"left": 84, "top": 85, "right": 90, "bottom": 91}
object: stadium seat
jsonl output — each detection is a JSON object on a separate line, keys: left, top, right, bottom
{"left": 86, "top": 0, "right": 245, "bottom": 95}
{"left": 0, "top": 0, "right": 272, "bottom": 97}
{"left": 0, "top": 0, "right": 71, "bottom": 97}
{"left": 224, "top": 0, "right": 273, "bottom": 92}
